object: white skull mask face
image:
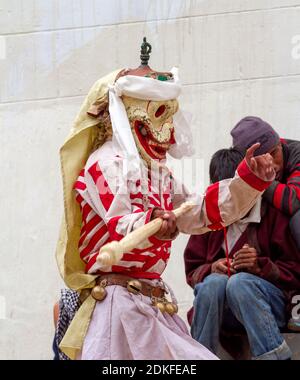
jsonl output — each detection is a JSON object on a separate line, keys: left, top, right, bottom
{"left": 122, "top": 95, "right": 179, "bottom": 163}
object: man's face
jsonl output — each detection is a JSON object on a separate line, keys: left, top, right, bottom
{"left": 122, "top": 95, "right": 179, "bottom": 163}
{"left": 268, "top": 143, "right": 284, "bottom": 179}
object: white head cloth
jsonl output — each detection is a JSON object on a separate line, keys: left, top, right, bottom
{"left": 108, "top": 67, "right": 194, "bottom": 175}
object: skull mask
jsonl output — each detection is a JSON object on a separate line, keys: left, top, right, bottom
{"left": 122, "top": 95, "right": 179, "bottom": 163}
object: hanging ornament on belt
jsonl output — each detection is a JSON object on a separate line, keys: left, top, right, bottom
{"left": 91, "top": 280, "right": 108, "bottom": 301}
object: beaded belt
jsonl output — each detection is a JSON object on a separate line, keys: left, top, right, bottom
{"left": 91, "top": 273, "right": 178, "bottom": 315}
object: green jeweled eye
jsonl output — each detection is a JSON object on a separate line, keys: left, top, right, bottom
{"left": 157, "top": 75, "right": 168, "bottom": 81}
{"left": 143, "top": 73, "right": 171, "bottom": 81}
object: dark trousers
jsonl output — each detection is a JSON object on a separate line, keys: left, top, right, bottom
{"left": 52, "top": 334, "right": 60, "bottom": 360}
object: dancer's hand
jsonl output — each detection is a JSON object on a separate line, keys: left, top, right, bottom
{"left": 152, "top": 209, "right": 178, "bottom": 240}
{"left": 245, "top": 143, "right": 276, "bottom": 182}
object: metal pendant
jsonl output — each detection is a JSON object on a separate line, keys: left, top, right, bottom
{"left": 155, "top": 301, "right": 166, "bottom": 313}
{"left": 165, "top": 302, "right": 177, "bottom": 315}
{"left": 172, "top": 303, "right": 178, "bottom": 314}
{"left": 91, "top": 285, "right": 107, "bottom": 301}
{"left": 152, "top": 296, "right": 178, "bottom": 315}
{"left": 127, "top": 280, "right": 142, "bottom": 295}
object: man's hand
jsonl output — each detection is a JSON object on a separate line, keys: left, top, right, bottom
{"left": 151, "top": 209, "right": 178, "bottom": 240}
{"left": 211, "top": 258, "right": 236, "bottom": 275}
{"left": 245, "top": 143, "right": 276, "bottom": 182}
{"left": 232, "top": 244, "right": 261, "bottom": 274}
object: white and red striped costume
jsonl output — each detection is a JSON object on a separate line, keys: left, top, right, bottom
{"left": 74, "top": 140, "right": 271, "bottom": 280}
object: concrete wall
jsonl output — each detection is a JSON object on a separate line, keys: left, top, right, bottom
{"left": 1, "top": 0, "right": 300, "bottom": 359}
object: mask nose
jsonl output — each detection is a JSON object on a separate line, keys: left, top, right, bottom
{"left": 155, "top": 105, "right": 166, "bottom": 118}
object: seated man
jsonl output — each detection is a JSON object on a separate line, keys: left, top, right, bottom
{"left": 231, "top": 116, "right": 300, "bottom": 249}
{"left": 184, "top": 148, "right": 300, "bottom": 360}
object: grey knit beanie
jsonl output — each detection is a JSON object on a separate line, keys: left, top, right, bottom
{"left": 231, "top": 116, "right": 280, "bottom": 156}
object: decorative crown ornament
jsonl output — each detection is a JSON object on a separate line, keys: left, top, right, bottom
{"left": 140, "top": 37, "right": 152, "bottom": 66}
{"left": 115, "top": 37, "right": 173, "bottom": 81}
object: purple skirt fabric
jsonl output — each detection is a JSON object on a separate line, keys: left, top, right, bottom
{"left": 80, "top": 285, "right": 218, "bottom": 360}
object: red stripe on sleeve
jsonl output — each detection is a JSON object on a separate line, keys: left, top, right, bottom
{"left": 205, "top": 182, "right": 222, "bottom": 225}
{"left": 130, "top": 193, "right": 143, "bottom": 200}
{"left": 140, "top": 250, "right": 170, "bottom": 273}
{"left": 74, "top": 180, "right": 86, "bottom": 191}
{"left": 79, "top": 214, "right": 102, "bottom": 246}
{"left": 288, "top": 171, "right": 300, "bottom": 180}
{"left": 82, "top": 202, "right": 92, "bottom": 220}
{"left": 80, "top": 224, "right": 108, "bottom": 259}
{"left": 237, "top": 159, "right": 272, "bottom": 191}
{"left": 107, "top": 215, "right": 125, "bottom": 241}
{"left": 85, "top": 253, "right": 100, "bottom": 272}
{"left": 289, "top": 190, "right": 293, "bottom": 215}
{"left": 75, "top": 193, "right": 84, "bottom": 204}
{"left": 273, "top": 183, "right": 285, "bottom": 209}
{"left": 290, "top": 184, "right": 300, "bottom": 200}
{"left": 88, "top": 162, "right": 114, "bottom": 211}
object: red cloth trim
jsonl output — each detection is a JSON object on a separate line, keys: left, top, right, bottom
{"left": 237, "top": 159, "right": 272, "bottom": 191}
{"left": 205, "top": 182, "right": 222, "bottom": 224}
{"left": 223, "top": 228, "right": 231, "bottom": 278}
{"left": 207, "top": 222, "right": 224, "bottom": 231}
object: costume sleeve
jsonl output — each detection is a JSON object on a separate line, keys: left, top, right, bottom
{"left": 84, "top": 158, "right": 166, "bottom": 252}
{"left": 184, "top": 234, "right": 213, "bottom": 288}
{"left": 263, "top": 165, "right": 300, "bottom": 215}
{"left": 174, "top": 158, "right": 272, "bottom": 234}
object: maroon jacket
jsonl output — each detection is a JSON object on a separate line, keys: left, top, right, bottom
{"left": 264, "top": 139, "right": 300, "bottom": 215}
{"left": 184, "top": 202, "right": 300, "bottom": 306}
